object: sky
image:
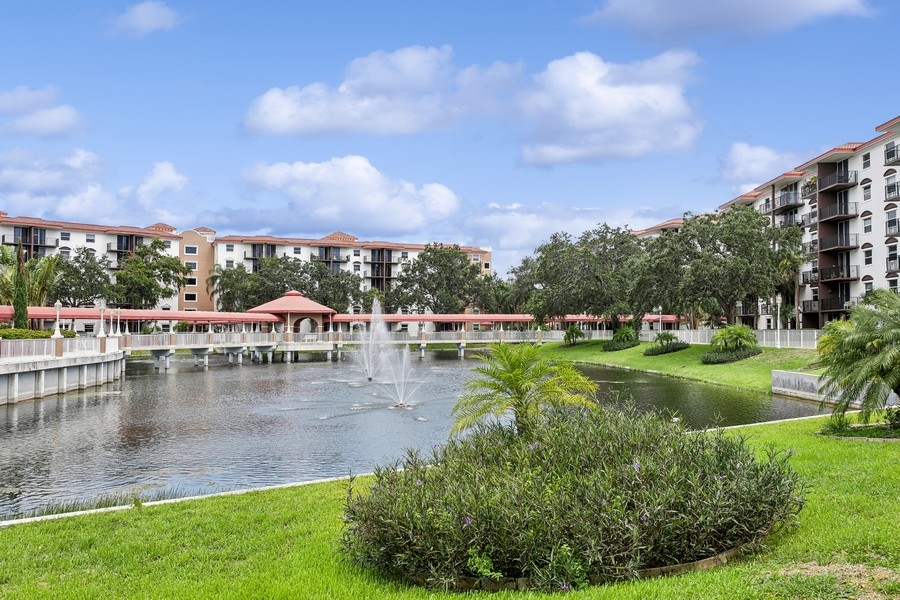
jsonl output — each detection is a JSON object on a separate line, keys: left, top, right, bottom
{"left": 1, "top": 0, "right": 897, "bottom": 275}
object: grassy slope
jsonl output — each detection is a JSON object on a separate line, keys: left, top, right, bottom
{"left": 541, "top": 341, "right": 820, "bottom": 393}
{"left": 1, "top": 417, "right": 899, "bottom": 599}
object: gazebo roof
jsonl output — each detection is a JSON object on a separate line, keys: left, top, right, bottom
{"left": 246, "top": 290, "right": 337, "bottom": 315}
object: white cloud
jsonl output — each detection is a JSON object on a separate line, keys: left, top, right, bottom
{"left": 114, "top": 1, "right": 181, "bottom": 37}
{"left": 720, "top": 142, "right": 805, "bottom": 191}
{"left": 239, "top": 155, "right": 461, "bottom": 235}
{"left": 4, "top": 105, "right": 83, "bottom": 137}
{"left": 132, "top": 161, "right": 188, "bottom": 208}
{"left": 582, "top": 0, "right": 871, "bottom": 39}
{"left": 517, "top": 50, "right": 701, "bottom": 165}
{"left": 243, "top": 45, "right": 520, "bottom": 135}
{"left": 0, "top": 85, "right": 59, "bottom": 114}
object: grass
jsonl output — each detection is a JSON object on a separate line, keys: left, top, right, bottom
{"left": 1, "top": 416, "right": 898, "bottom": 599}
{"left": 542, "top": 341, "right": 820, "bottom": 393}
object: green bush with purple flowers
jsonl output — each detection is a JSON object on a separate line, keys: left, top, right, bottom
{"left": 342, "top": 404, "right": 803, "bottom": 592}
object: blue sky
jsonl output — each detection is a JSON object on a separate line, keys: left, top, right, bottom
{"left": 1, "top": 0, "right": 896, "bottom": 274}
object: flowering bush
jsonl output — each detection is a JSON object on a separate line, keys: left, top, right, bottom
{"left": 342, "top": 404, "right": 803, "bottom": 591}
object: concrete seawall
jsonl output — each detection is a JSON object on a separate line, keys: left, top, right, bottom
{"left": 0, "top": 352, "right": 126, "bottom": 405}
{"left": 772, "top": 369, "right": 899, "bottom": 407}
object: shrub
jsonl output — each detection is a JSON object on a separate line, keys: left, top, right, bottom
{"left": 562, "top": 324, "right": 584, "bottom": 346}
{"left": 603, "top": 328, "right": 639, "bottom": 352}
{"left": 603, "top": 338, "right": 639, "bottom": 352}
{"left": 643, "top": 332, "right": 690, "bottom": 356}
{"left": 711, "top": 324, "right": 757, "bottom": 352}
{"left": 0, "top": 328, "right": 52, "bottom": 339}
{"left": 343, "top": 405, "right": 803, "bottom": 591}
{"left": 885, "top": 407, "right": 900, "bottom": 431}
{"left": 699, "top": 347, "right": 763, "bottom": 364}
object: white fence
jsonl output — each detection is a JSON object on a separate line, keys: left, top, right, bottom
{"left": 63, "top": 337, "right": 100, "bottom": 354}
{"left": 0, "top": 339, "right": 54, "bottom": 359}
{"left": 638, "top": 328, "right": 822, "bottom": 349}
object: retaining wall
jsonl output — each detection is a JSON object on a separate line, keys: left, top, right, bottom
{"left": 0, "top": 352, "right": 126, "bottom": 405}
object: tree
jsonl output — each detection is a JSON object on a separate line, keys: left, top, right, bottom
{"left": 451, "top": 343, "right": 596, "bottom": 437}
{"left": 206, "top": 263, "right": 260, "bottom": 312}
{"left": 13, "top": 247, "right": 28, "bottom": 329}
{"left": 711, "top": 324, "right": 757, "bottom": 351}
{"left": 677, "top": 207, "right": 802, "bottom": 324}
{"left": 524, "top": 225, "right": 643, "bottom": 324}
{"left": 50, "top": 248, "right": 113, "bottom": 307}
{"left": 297, "top": 260, "right": 363, "bottom": 312}
{"left": 391, "top": 244, "right": 484, "bottom": 314}
{"left": 563, "top": 324, "right": 585, "bottom": 346}
{"left": 255, "top": 255, "right": 305, "bottom": 304}
{"left": 112, "top": 238, "right": 191, "bottom": 309}
{"left": 818, "top": 290, "right": 900, "bottom": 423}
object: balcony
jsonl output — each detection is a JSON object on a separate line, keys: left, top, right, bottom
{"left": 243, "top": 251, "right": 274, "bottom": 260}
{"left": 818, "top": 170, "right": 858, "bottom": 192}
{"left": 801, "top": 300, "right": 819, "bottom": 313}
{"left": 1, "top": 235, "right": 59, "bottom": 247}
{"left": 776, "top": 216, "right": 804, "bottom": 228}
{"left": 802, "top": 212, "right": 818, "bottom": 227}
{"left": 773, "top": 191, "right": 804, "bottom": 214}
{"left": 818, "top": 265, "right": 859, "bottom": 282}
{"left": 801, "top": 270, "right": 819, "bottom": 285}
{"left": 886, "top": 145, "right": 900, "bottom": 166}
{"left": 311, "top": 253, "right": 350, "bottom": 262}
{"left": 106, "top": 241, "right": 142, "bottom": 253}
{"left": 364, "top": 256, "right": 400, "bottom": 264}
{"left": 817, "top": 202, "right": 858, "bottom": 222}
{"left": 757, "top": 203, "right": 771, "bottom": 214}
{"left": 820, "top": 297, "right": 857, "bottom": 311}
{"left": 819, "top": 234, "right": 859, "bottom": 251}
{"left": 801, "top": 182, "right": 818, "bottom": 199}
{"left": 802, "top": 240, "right": 819, "bottom": 254}
{"left": 887, "top": 219, "right": 900, "bottom": 237}
{"left": 888, "top": 257, "right": 900, "bottom": 272}
{"left": 886, "top": 182, "right": 900, "bottom": 201}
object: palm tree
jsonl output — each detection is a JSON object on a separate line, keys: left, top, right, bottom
{"left": 451, "top": 343, "right": 596, "bottom": 437}
{"left": 818, "top": 289, "right": 900, "bottom": 423}
{"left": 711, "top": 324, "right": 757, "bottom": 351}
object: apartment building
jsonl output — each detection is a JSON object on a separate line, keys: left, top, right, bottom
{"left": 718, "top": 115, "right": 900, "bottom": 329}
{"left": 213, "top": 231, "right": 492, "bottom": 312}
{"left": 0, "top": 212, "right": 183, "bottom": 310}
{"left": 631, "top": 218, "right": 684, "bottom": 240}
{"left": 0, "top": 212, "right": 493, "bottom": 314}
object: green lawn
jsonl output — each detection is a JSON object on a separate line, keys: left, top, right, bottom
{"left": 541, "top": 341, "right": 820, "bottom": 393}
{"left": 1, "top": 416, "right": 898, "bottom": 599}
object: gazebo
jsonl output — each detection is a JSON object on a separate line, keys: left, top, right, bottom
{"left": 246, "top": 290, "right": 337, "bottom": 335}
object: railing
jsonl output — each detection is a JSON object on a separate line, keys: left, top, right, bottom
{"left": 774, "top": 191, "right": 803, "bottom": 211}
{"left": 801, "top": 270, "right": 819, "bottom": 284}
{"left": 819, "top": 234, "right": 858, "bottom": 251}
{"left": 887, "top": 219, "right": 900, "bottom": 237}
{"left": 776, "top": 216, "right": 803, "bottom": 228}
{"left": 0, "top": 339, "right": 54, "bottom": 359}
{"left": 63, "top": 337, "right": 100, "bottom": 354}
{"left": 886, "top": 145, "right": 900, "bottom": 166}
{"left": 174, "top": 333, "right": 210, "bottom": 346}
{"left": 801, "top": 212, "right": 817, "bottom": 227}
{"left": 887, "top": 258, "right": 899, "bottom": 272}
{"left": 801, "top": 300, "right": 819, "bottom": 313}
{"left": 818, "top": 265, "right": 859, "bottom": 281}
{"left": 128, "top": 333, "right": 172, "bottom": 349}
{"left": 820, "top": 297, "right": 857, "bottom": 311}
{"left": 817, "top": 202, "right": 858, "bottom": 221}
{"left": 818, "top": 170, "right": 858, "bottom": 191}
{"left": 1, "top": 235, "right": 60, "bottom": 247}
{"left": 802, "top": 240, "right": 819, "bottom": 254}
{"left": 801, "top": 183, "right": 817, "bottom": 199}
{"left": 757, "top": 203, "right": 771, "bottom": 214}
{"left": 886, "top": 182, "right": 900, "bottom": 201}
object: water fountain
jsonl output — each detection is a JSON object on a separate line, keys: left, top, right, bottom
{"left": 351, "top": 298, "right": 422, "bottom": 407}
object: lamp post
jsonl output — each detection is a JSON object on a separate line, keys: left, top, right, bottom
{"left": 97, "top": 302, "right": 106, "bottom": 338}
{"left": 51, "top": 300, "right": 62, "bottom": 338}
{"left": 117, "top": 308, "right": 123, "bottom": 336}
{"left": 775, "top": 293, "right": 782, "bottom": 349}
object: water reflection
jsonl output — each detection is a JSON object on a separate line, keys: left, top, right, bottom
{"left": 0, "top": 354, "right": 822, "bottom": 518}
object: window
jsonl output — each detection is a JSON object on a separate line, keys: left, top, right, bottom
{"left": 472, "top": 254, "right": 480, "bottom": 262}
{"left": 184, "top": 261, "right": 198, "bottom": 271}
{"left": 865, "top": 282, "right": 873, "bottom": 294}
{"left": 864, "top": 249, "right": 873, "bottom": 265}
{"left": 161, "top": 324, "right": 171, "bottom": 332}
{"left": 891, "top": 279, "right": 899, "bottom": 293}
{"left": 60, "top": 232, "right": 70, "bottom": 241}
{"left": 293, "top": 247, "right": 302, "bottom": 254}
{"left": 353, "top": 249, "right": 360, "bottom": 256}
{"left": 863, "top": 152, "right": 871, "bottom": 169}
{"left": 863, "top": 217, "right": 872, "bottom": 233}
{"left": 483, "top": 262, "right": 490, "bottom": 270}
{"left": 59, "top": 247, "right": 71, "bottom": 259}
{"left": 184, "top": 293, "right": 197, "bottom": 302}
{"left": 353, "top": 262, "right": 360, "bottom": 272}
{"left": 85, "top": 234, "right": 95, "bottom": 243}
{"left": 225, "top": 243, "right": 234, "bottom": 252}
{"left": 225, "top": 259, "right": 234, "bottom": 268}
{"left": 401, "top": 251, "right": 408, "bottom": 259}
{"left": 84, "top": 324, "right": 94, "bottom": 333}
{"left": 186, "top": 277, "right": 197, "bottom": 286}
{"left": 163, "top": 240, "right": 172, "bottom": 248}
{"left": 863, "top": 185, "right": 871, "bottom": 201}
{"left": 184, "top": 246, "right": 198, "bottom": 255}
